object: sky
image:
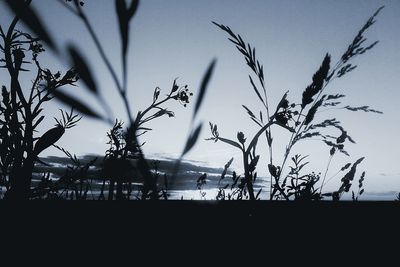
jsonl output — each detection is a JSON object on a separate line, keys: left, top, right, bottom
{"left": 1, "top": 0, "right": 400, "bottom": 195}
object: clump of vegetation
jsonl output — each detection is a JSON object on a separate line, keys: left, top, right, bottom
{"left": 0, "top": 10, "right": 80, "bottom": 199}
{"left": 1, "top": 1, "right": 390, "bottom": 201}
{"left": 102, "top": 114, "right": 175, "bottom": 200}
{"left": 31, "top": 142, "right": 97, "bottom": 200}
{"left": 214, "top": 157, "right": 262, "bottom": 200}
{"left": 208, "top": 6, "right": 384, "bottom": 200}
{"left": 1, "top": 0, "right": 216, "bottom": 200}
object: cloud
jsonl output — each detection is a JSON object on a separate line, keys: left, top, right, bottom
{"left": 34, "top": 154, "right": 251, "bottom": 190}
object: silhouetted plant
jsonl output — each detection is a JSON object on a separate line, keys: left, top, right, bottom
{"left": 132, "top": 79, "right": 193, "bottom": 151}
{"left": 196, "top": 173, "right": 207, "bottom": 200}
{"left": 3, "top": 0, "right": 387, "bottom": 202}
{"left": 0, "top": 13, "right": 80, "bottom": 199}
{"left": 282, "top": 154, "right": 322, "bottom": 201}
{"left": 215, "top": 157, "right": 262, "bottom": 200}
{"left": 102, "top": 120, "right": 173, "bottom": 200}
{"left": 100, "top": 79, "right": 193, "bottom": 200}
{"left": 206, "top": 119, "right": 286, "bottom": 200}
{"left": 210, "top": 6, "right": 384, "bottom": 200}
{"left": 151, "top": 160, "right": 169, "bottom": 200}
{"left": 195, "top": 157, "right": 262, "bottom": 200}
{"left": 3, "top": 0, "right": 216, "bottom": 200}
{"left": 30, "top": 143, "right": 97, "bottom": 200}
{"left": 322, "top": 157, "right": 365, "bottom": 201}
{"left": 352, "top": 171, "right": 365, "bottom": 201}
{"left": 59, "top": 0, "right": 214, "bottom": 197}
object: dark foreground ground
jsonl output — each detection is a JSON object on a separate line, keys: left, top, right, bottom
{"left": 2, "top": 201, "right": 399, "bottom": 226}
{"left": 1, "top": 201, "right": 398, "bottom": 262}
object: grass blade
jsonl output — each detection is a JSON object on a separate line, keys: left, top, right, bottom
{"left": 5, "top": 0, "right": 57, "bottom": 52}
{"left": 249, "top": 75, "right": 266, "bottom": 108}
{"left": 218, "top": 137, "right": 242, "bottom": 151}
{"left": 115, "top": 0, "right": 128, "bottom": 58}
{"left": 127, "top": 0, "right": 139, "bottom": 19}
{"left": 193, "top": 59, "right": 216, "bottom": 119}
{"left": 68, "top": 45, "right": 98, "bottom": 94}
{"left": 182, "top": 123, "right": 202, "bottom": 156}
{"left": 52, "top": 89, "right": 102, "bottom": 120}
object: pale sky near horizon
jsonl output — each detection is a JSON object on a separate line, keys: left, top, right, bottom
{"left": 1, "top": 0, "right": 400, "bottom": 193}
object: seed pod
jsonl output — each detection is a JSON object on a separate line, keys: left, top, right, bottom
{"left": 268, "top": 164, "right": 278, "bottom": 178}
{"left": 237, "top": 131, "right": 246, "bottom": 144}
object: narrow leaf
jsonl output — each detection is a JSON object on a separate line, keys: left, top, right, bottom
{"left": 218, "top": 137, "right": 242, "bottom": 151}
{"left": 256, "top": 188, "right": 262, "bottom": 199}
{"left": 242, "top": 105, "right": 256, "bottom": 118}
{"left": 127, "top": 0, "right": 139, "bottom": 19}
{"left": 249, "top": 75, "right": 265, "bottom": 107}
{"left": 182, "top": 123, "right": 202, "bottom": 156}
{"left": 304, "top": 96, "right": 325, "bottom": 125}
{"left": 33, "top": 115, "right": 45, "bottom": 129}
{"left": 115, "top": 0, "right": 129, "bottom": 57}
{"left": 5, "top": 0, "right": 57, "bottom": 52}
{"left": 52, "top": 90, "right": 102, "bottom": 120}
{"left": 221, "top": 157, "right": 234, "bottom": 180}
{"left": 68, "top": 46, "right": 98, "bottom": 94}
{"left": 193, "top": 59, "right": 216, "bottom": 119}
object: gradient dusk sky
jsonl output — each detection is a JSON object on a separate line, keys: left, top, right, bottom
{"left": 1, "top": 0, "right": 399, "bottom": 194}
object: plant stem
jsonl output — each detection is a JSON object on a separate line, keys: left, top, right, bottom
{"left": 319, "top": 154, "right": 333, "bottom": 194}
{"left": 79, "top": 14, "right": 123, "bottom": 92}
{"left": 74, "top": 5, "right": 133, "bottom": 124}
{"left": 242, "top": 150, "right": 255, "bottom": 200}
